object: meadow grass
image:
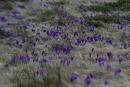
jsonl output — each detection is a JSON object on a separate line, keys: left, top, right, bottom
{"left": 0, "top": 0, "right": 130, "bottom": 87}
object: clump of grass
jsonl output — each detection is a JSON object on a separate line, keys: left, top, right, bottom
{"left": 41, "top": 0, "right": 72, "bottom": 26}
{"left": 9, "top": 63, "right": 40, "bottom": 87}
{"left": 48, "top": 0, "right": 69, "bottom": 5}
{"left": 116, "top": 0, "right": 130, "bottom": 11}
{"left": 88, "top": 15, "right": 120, "bottom": 23}
{"left": 83, "top": 14, "right": 130, "bottom": 27}
{"left": 0, "top": 0, "right": 29, "bottom": 10}
{"left": 79, "top": 0, "right": 130, "bottom": 13}
{"left": 59, "top": 0, "right": 68, "bottom": 5}
{"left": 0, "top": 29, "right": 5, "bottom": 34}
{"left": 87, "top": 20, "right": 104, "bottom": 27}
{"left": 50, "top": 17, "right": 69, "bottom": 26}
{"left": 37, "top": 10, "right": 55, "bottom": 22}
{"left": 90, "top": 15, "right": 130, "bottom": 23}
{"left": 57, "top": 18, "right": 68, "bottom": 26}
{"left": 0, "top": 29, "right": 13, "bottom": 38}
{"left": 15, "top": 0, "right": 30, "bottom": 2}
{"left": 0, "top": 0, "right": 13, "bottom": 10}
{"left": 35, "top": 0, "right": 72, "bottom": 27}
{"left": 8, "top": 62, "right": 71, "bottom": 87}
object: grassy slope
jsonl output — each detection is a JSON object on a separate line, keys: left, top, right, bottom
{"left": 0, "top": 0, "right": 130, "bottom": 87}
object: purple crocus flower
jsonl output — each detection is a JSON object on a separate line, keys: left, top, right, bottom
{"left": 89, "top": 25, "right": 95, "bottom": 32}
{"left": 79, "top": 17, "right": 83, "bottom": 24}
{"left": 29, "top": 39, "right": 34, "bottom": 45}
{"left": 32, "top": 28, "right": 36, "bottom": 32}
{"left": 22, "top": 58, "right": 30, "bottom": 64}
{"left": 60, "top": 57, "right": 67, "bottom": 64}
{"left": 7, "top": 11, "right": 21, "bottom": 19}
{"left": 114, "top": 68, "right": 121, "bottom": 76}
{"left": 87, "top": 36, "right": 93, "bottom": 42}
{"left": 128, "top": 63, "right": 130, "bottom": 68}
{"left": 96, "top": 57, "right": 105, "bottom": 66}
{"left": 76, "top": 39, "right": 82, "bottom": 45}
{"left": 62, "top": 46, "right": 71, "bottom": 53}
{"left": 0, "top": 16, "right": 7, "bottom": 22}
{"left": 18, "top": 54, "right": 30, "bottom": 64}
{"left": 39, "top": 58, "right": 47, "bottom": 63}
{"left": 46, "top": 31, "right": 51, "bottom": 35}
{"left": 127, "top": 25, "right": 130, "bottom": 28}
{"left": 84, "top": 74, "right": 93, "bottom": 85}
{"left": 124, "top": 44, "right": 129, "bottom": 49}
{"left": 106, "top": 38, "right": 112, "bottom": 45}
{"left": 47, "top": 30, "right": 61, "bottom": 37}
{"left": 107, "top": 51, "right": 113, "bottom": 59}
{"left": 93, "top": 34, "right": 102, "bottom": 41}
{"left": 70, "top": 73, "right": 78, "bottom": 82}
{"left": 41, "top": 50, "right": 45, "bottom": 55}
{"left": 15, "top": 40, "right": 19, "bottom": 46}
{"left": 104, "top": 80, "right": 109, "bottom": 85}
{"left": 31, "top": 50, "right": 37, "bottom": 56}
{"left": 14, "top": 15, "right": 22, "bottom": 19}
{"left": 52, "top": 45, "right": 61, "bottom": 54}
{"left": 117, "top": 55, "right": 123, "bottom": 63}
